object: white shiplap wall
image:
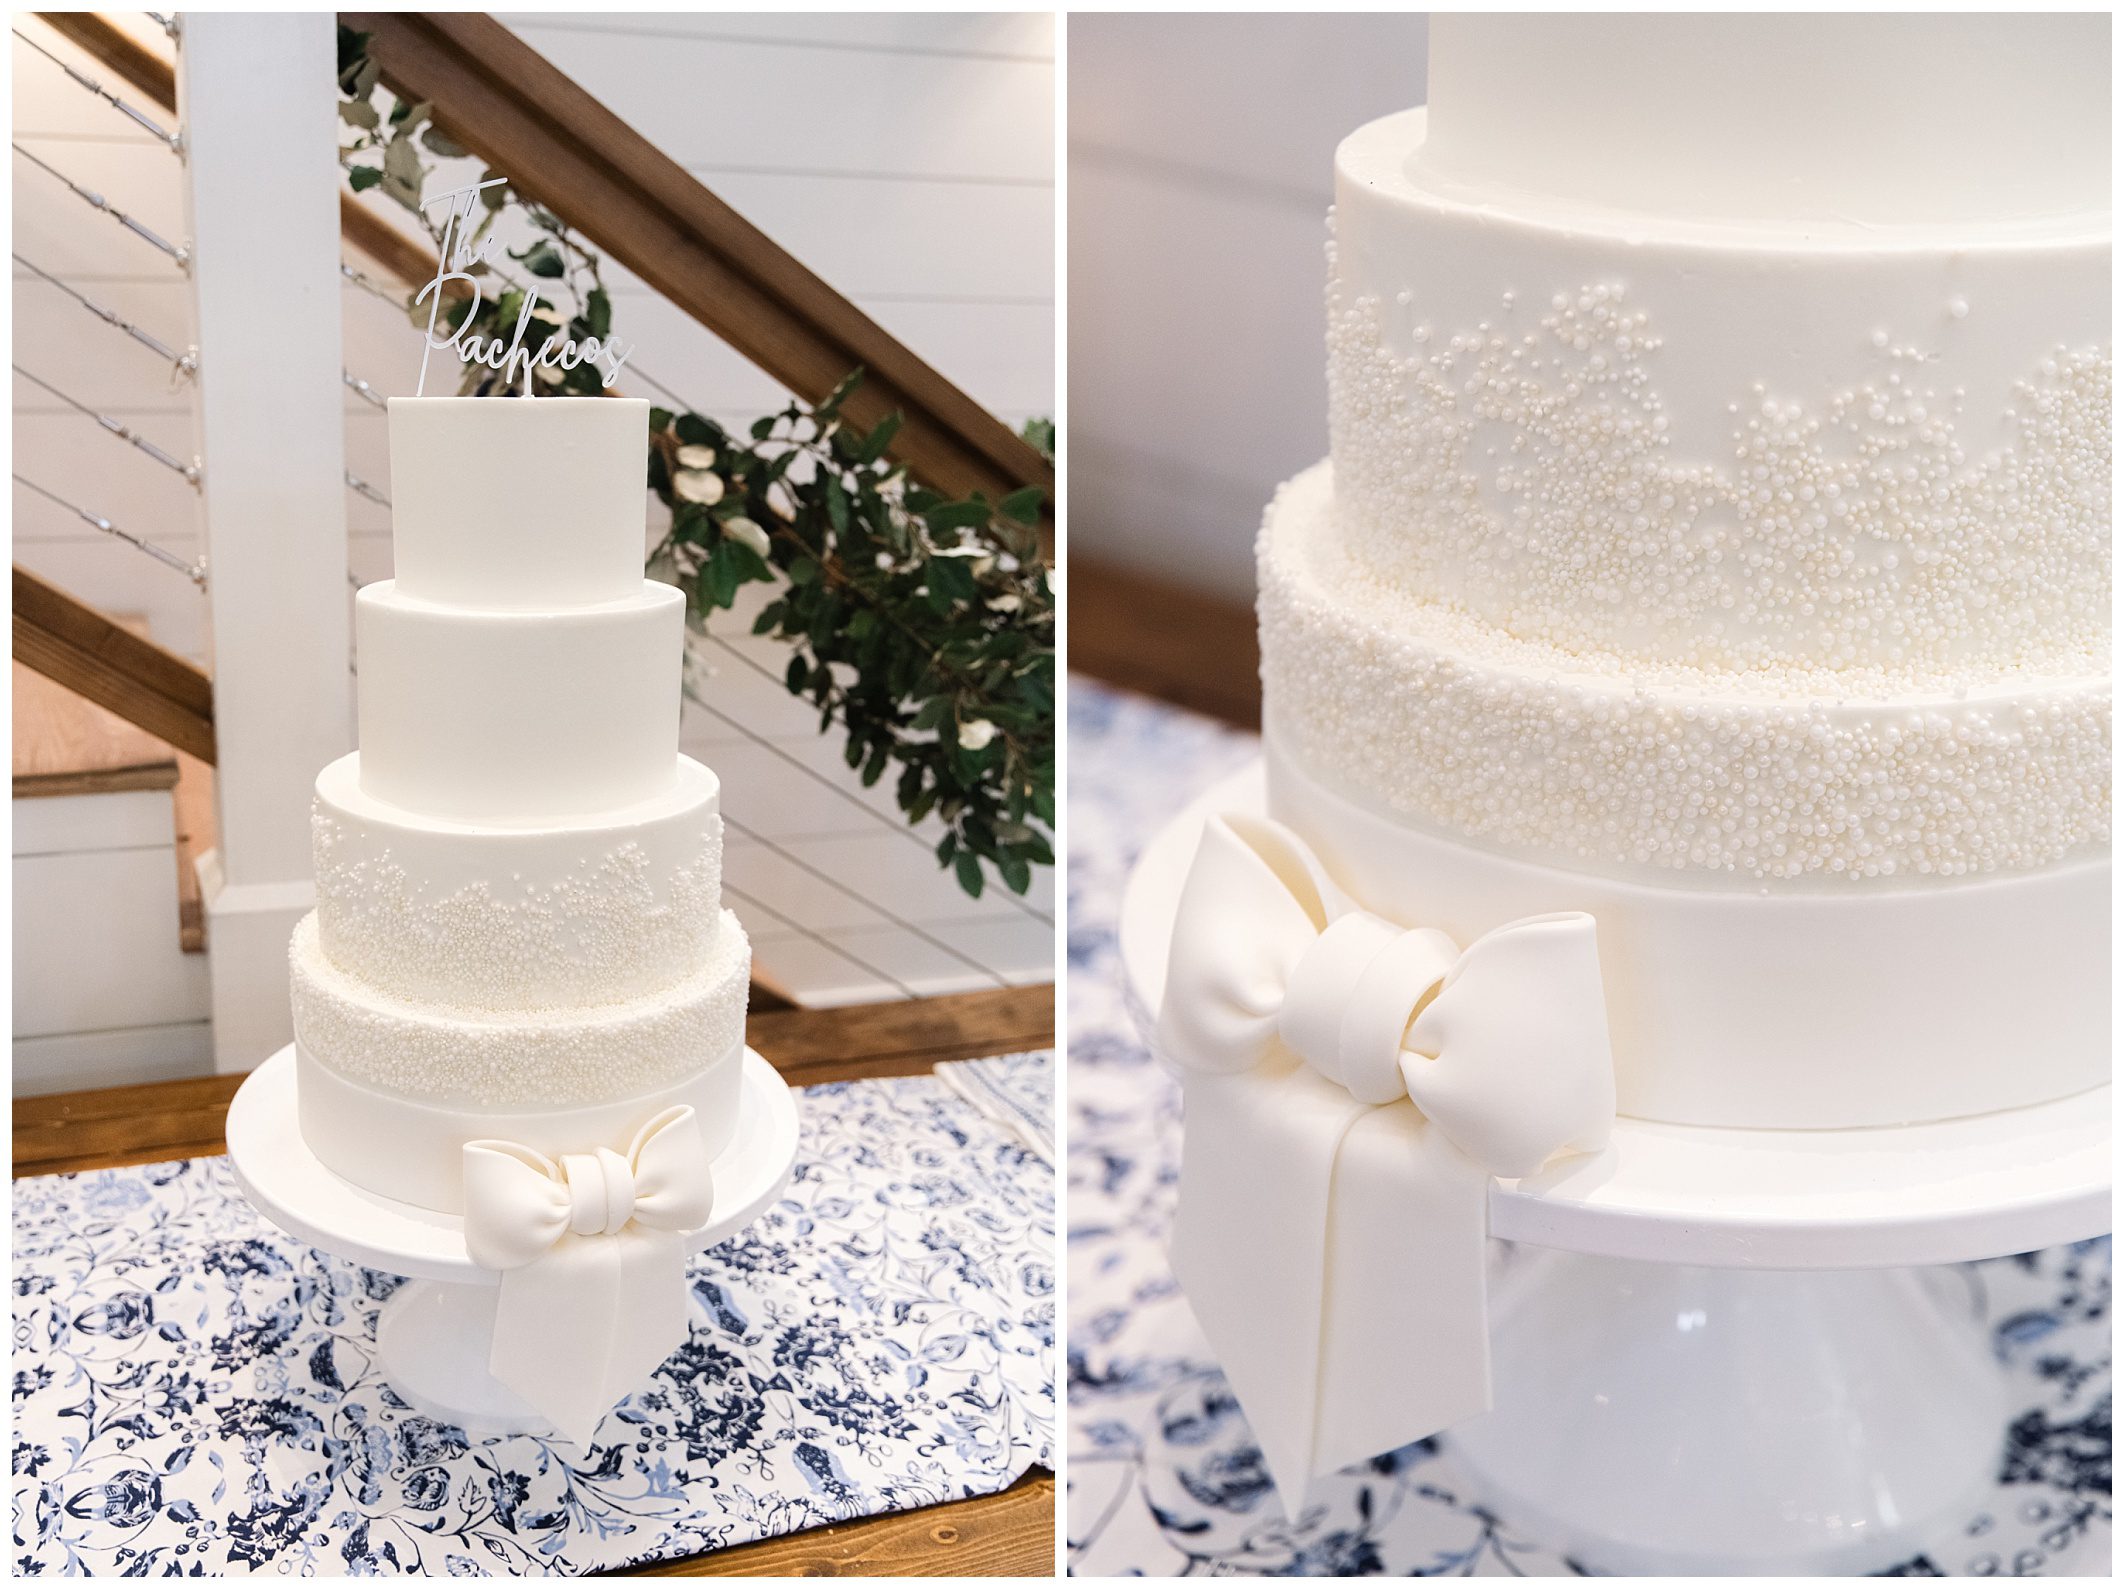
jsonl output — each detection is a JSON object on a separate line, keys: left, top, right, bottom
{"left": 1068, "top": 13, "right": 1427, "bottom": 601}
{"left": 12, "top": 13, "right": 1055, "bottom": 1044}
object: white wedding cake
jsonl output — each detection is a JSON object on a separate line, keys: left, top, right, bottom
{"left": 1260, "top": 13, "right": 2110, "bottom": 1131}
{"left": 1155, "top": 11, "right": 2109, "bottom": 1507}
{"left": 289, "top": 396, "right": 750, "bottom": 1213}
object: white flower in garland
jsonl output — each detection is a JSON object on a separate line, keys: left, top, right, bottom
{"left": 673, "top": 468, "right": 724, "bottom": 506}
{"left": 725, "top": 517, "right": 770, "bottom": 559}
{"left": 958, "top": 718, "right": 998, "bottom": 751}
{"left": 675, "top": 444, "right": 718, "bottom": 470}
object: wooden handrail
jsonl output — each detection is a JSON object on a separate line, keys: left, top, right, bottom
{"left": 42, "top": 12, "right": 1053, "bottom": 518}
{"left": 35, "top": 12, "right": 434, "bottom": 288}
{"left": 345, "top": 12, "right": 1053, "bottom": 517}
{"left": 13, "top": 566, "right": 217, "bottom": 764}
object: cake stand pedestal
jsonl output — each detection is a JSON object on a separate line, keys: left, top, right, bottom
{"left": 1120, "top": 762, "right": 2110, "bottom": 1575}
{"left": 226, "top": 1045, "right": 800, "bottom": 1438}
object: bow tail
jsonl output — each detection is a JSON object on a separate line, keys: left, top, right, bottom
{"left": 488, "top": 1228, "right": 693, "bottom": 1445}
{"left": 1173, "top": 1066, "right": 1493, "bottom": 1512}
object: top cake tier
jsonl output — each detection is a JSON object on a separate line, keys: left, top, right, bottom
{"left": 386, "top": 396, "right": 652, "bottom": 609}
{"left": 1418, "top": 13, "right": 2109, "bottom": 231}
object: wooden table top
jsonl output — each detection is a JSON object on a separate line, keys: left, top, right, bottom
{"left": 12, "top": 983, "right": 1058, "bottom": 1578}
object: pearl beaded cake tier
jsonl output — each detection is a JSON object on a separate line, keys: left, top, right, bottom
{"left": 355, "top": 579, "right": 685, "bottom": 824}
{"left": 1260, "top": 461, "right": 2111, "bottom": 885}
{"left": 1328, "top": 108, "right": 2110, "bottom": 680}
{"left": 289, "top": 908, "right": 750, "bottom": 1110}
{"left": 312, "top": 753, "right": 724, "bottom": 1012}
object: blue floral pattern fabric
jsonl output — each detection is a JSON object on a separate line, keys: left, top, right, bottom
{"left": 13, "top": 1055, "right": 1054, "bottom": 1576}
{"left": 1064, "top": 678, "right": 2112, "bottom": 1577}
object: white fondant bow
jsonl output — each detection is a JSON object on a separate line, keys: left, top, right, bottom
{"left": 1156, "top": 813, "right": 1615, "bottom": 1510}
{"left": 462, "top": 1106, "right": 714, "bottom": 1443}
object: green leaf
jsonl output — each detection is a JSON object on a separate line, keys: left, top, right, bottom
{"left": 339, "top": 98, "right": 380, "bottom": 130}
{"left": 421, "top": 124, "right": 469, "bottom": 159}
{"left": 336, "top": 26, "right": 375, "bottom": 89}
{"left": 924, "top": 500, "right": 993, "bottom": 534}
{"left": 514, "top": 240, "right": 566, "bottom": 279}
{"left": 854, "top": 411, "right": 902, "bottom": 466}
{"left": 382, "top": 130, "right": 424, "bottom": 192}
{"left": 348, "top": 164, "right": 383, "bottom": 193}
{"left": 953, "top": 851, "right": 985, "bottom": 898}
{"left": 786, "top": 654, "right": 808, "bottom": 693}
{"left": 586, "top": 287, "right": 612, "bottom": 338}
{"left": 822, "top": 475, "right": 851, "bottom": 538}
{"left": 999, "top": 854, "right": 1032, "bottom": 895}
{"left": 675, "top": 412, "right": 718, "bottom": 447}
{"left": 999, "top": 485, "right": 1046, "bottom": 524}
{"left": 818, "top": 368, "right": 864, "bottom": 417}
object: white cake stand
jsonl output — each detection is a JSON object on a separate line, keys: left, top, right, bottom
{"left": 1119, "top": 762, "right": 2111, "bottom": 1575}
{"left": 225, "top": 1045, "right": 799, "bottom": 1438}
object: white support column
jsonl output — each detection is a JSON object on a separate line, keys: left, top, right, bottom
{"left": 179, "top": 13, "right": 351, "bottom": 1070}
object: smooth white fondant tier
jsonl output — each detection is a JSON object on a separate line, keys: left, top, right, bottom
{"left": 1331, "top": 108, "right": 2110, "bottom": 680}
{"left": 1420, "top": 15, "right": 2109, "bottom": 229}
{"left": 1264, "top": 737, "right": 2110, "bottom": 1131}
{"left": 295, "top": 1038, "right": 743, "bottom": 1214}
{"left": 355, "top": 579, "right": 683, "bottom": 823}
{"left": 1259, "top": 462, "right": 2111, "bottom": 883}
{"left": 386, "top": 397, "right": 652, "bottom": 609}
{"left": 312, "top": 752, "right": 723, "bottom": 1013}
{"left": 288, "top": 908, "right": 749, "bottom": 1109}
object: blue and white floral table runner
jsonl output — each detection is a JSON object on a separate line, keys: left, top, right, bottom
{"left": 14, "top": 1053, "right": 1054, "bottom": 1576}
{"left": 1064, "top": 678, "right": 2111, "bottom": 1577}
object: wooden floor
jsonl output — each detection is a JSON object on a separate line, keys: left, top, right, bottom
{"left": 12, "top": 983, "right": 1058, "bottom": 1578}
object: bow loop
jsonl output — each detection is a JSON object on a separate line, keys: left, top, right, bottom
{"left": 1158, "top": 813, "right": 1615, "bottom": 1175}
{"left": 463, "top": 1106, "right": 712, "bottom": 1272}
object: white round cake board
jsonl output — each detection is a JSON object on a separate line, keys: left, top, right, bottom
{"left": 225, "top": 1046, "right": 800, "bottom": 1437}
{"left": 1119, "top": 760, "right": 2111, "bottom": 1270}
{"left": 1121, "top": 759, "right": 2111, "bottom": 1570}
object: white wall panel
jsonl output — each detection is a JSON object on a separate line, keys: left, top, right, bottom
{"left": 1068, "top": 14, "right": 1428, "bottom": 599}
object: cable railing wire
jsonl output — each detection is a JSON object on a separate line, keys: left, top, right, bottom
{"left": 13, "top": 143, "right": 189, "bottom": 267}
{"left": 14, "top": 474, "right": 205, "bottom": 586}
{"left": 14, "top": 253, "right": 197, "bottom": 379}
{"left": 342, "top": 369, "right": 387, "bottom": 409}
{"left": 13, "top": 364, "right": 201, "bottom": 486}
{"left": 11, "top": 27, "right": 183, "bottom": 152}
{"left": 344, "top": 470, "right": 391, "bottom": 508}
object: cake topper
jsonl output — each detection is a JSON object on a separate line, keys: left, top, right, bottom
{"left": 414, "top": 176, "right": 634, "bottom": 397}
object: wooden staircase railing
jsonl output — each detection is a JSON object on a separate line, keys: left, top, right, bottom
{"left": 42, "top": 11, "right": 1054, "bottom": 522}
{"left": 13, "top": 566, "right": 217, "bottom": 765}
{"left": 36, "top": 12, "right": 439, "bottom": 294}
{"left": 347, "top": 12, "right": 1052, "bottom": 518}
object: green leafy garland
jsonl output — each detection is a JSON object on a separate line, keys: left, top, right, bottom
{"left": 335, "top": 28, "right": 1054, "bottom": 898}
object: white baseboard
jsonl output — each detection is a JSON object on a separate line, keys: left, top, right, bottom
{"left": 14, "top": 1021, "right": 216, "bottom": 1098}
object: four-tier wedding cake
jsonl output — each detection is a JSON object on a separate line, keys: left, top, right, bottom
{"left": 289, "top": 396, "right": 750, "bottom": 1215}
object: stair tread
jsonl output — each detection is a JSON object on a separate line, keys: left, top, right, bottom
{"left": 13, "top": 655, "right": 179, "bottom": 797}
